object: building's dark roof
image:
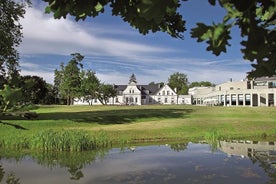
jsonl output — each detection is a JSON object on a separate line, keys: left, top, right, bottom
{"left": 113, "top": 85, "right": 126, "bottom": 95}
{"left": 113, "top": 84, "right": 162, "bottom": 95}
{"left": 138, "top": 84, "right": 161, "bottom": 95}
{"left": 114, "top": 85, "right": 127, "bottom": 91}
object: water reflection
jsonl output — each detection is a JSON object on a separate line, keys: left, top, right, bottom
{"left": 219, "top": 140, "right": 276, "bottom": 184}
{"left": 0, "top": 140, "right": 275, "bottom": 184}
{"left": 0, "top": 164, "right": 20, "bottom": 184}
{"left": 0, "top": 149, "right": 109, "bottom": 184}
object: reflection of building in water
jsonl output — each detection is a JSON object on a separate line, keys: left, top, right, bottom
{"left": 220, "top": 140, "right": 276, "bottom": 166}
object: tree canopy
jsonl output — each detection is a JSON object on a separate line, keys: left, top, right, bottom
{"left": 0, "top": 0, "right": 30, "bottom": 116}
{"left": 79, "top": 70, "right": 100, "bottom": 105}
{"left": 43, "top": 0, "right": 276, "bottom": 78}
{"left": 168, "top": 72, "right": 189, "bottom": 95}
{"left": 54, "top": 53, "right": 117, "bottom": 105}
{"left": 189, "top": 81, "right": 215, "bottom": 88}
{"left": 54, "top": 53, "right": 84, "bottom": 105}
{"left": 20, "top": 75, "right": 48, "bottom": 104}
{"left": 0, "top": 0, "right": 30, "bottom": 86}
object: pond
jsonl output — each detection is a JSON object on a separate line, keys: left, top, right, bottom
{"left": 1, "top": 140, "right": 276, "bottom": 184}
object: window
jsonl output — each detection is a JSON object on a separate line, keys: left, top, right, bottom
{"left": 165, "top": 98, "right": 168, "bottom": 103}
{"left": 115, "top": 98, "right": 119, "bottom": 102}
{"left": 162, "top": 91, "right": 165, "bottom": 95}
{"left": 230, "top": 87, "right": 234, "bottom": 90}
{"left": 94, "top": 99, "right": 97, "bottom": 103}
{"left": 135, "top": 97, "right": 138, "bottom": 103}
{"left": 167, "top": 91, "right": 170, "bottom": 95}
{"left": 268, "top": 82, "right": 276, "bottom": 88}
{"left": 158, "top": 98, "right": 161, "bottom": 102}
{"left": 129, "top": 97, "right": 133, "bottom": 103}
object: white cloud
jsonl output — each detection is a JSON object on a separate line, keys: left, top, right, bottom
{"left": 20, "top": 69, "right": 54, "bottom": 84}
{"left": 18, "top": 4, "right": 252, "bottom": 85}
{"left": 19, "top": 6, "right": 167, "bottom": 57}
{"left": 20, "top": 61, "right": 55, "bottom": 83}
{"left": 19, "top": 54, "right": 250, "bottom": 85}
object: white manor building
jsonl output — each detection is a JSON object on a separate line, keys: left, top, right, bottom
{"left": 74, "top": 75, "right": 192, "bottom": 106}
{"left": 190, "top": 76, "right": 276, "bottom": 107}
{"left": 74, "top": 74, "right": 276, "bottom": 107}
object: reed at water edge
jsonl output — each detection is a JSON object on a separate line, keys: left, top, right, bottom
{"left": 0, "top": 129, "right": 112, "bottom": 152}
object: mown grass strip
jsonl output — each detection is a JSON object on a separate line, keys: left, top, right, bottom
{"left": 1, "top": 105, "right": 276, "bottom": 151}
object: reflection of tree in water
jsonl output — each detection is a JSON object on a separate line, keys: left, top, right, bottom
{"left": 169, "top": 143, "right": 188, "bottom": 152}
{"left": 0, "top": 164, "right": 21, "bottom": 184}
{"left": 6, "top": 172, "right": 20, "bottom": 184}
{"left": 0, "top": 164, "right": 4, "bottom": 183}
{"left": 32, "top": 149, "right": 109, "bottom": 180}
{"left": 68, "top": 166, "right": 84, "bottom": 180}
{"left": 0, "top": 148, "right": 109, "bottom": 181}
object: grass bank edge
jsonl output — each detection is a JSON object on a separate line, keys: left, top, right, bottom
{"left": 1, "top": 128, "right": 276, "bottom": 151}
{"left": 1, "top": 105, "right": 276, "bottom": 151}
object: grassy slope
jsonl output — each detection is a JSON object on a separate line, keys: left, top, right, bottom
{"left": 1, "top": 105, "right": 276, "bottom": 143}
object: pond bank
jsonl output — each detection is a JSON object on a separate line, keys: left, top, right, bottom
{"left": 1, "top": 105, "right": 276, "bottom": 151}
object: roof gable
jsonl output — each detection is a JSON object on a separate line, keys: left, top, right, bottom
{"left": 114, "top": 84, "right": 163, "bottom": 95}
{"left": 155, "top": 84, "right": 177, "bottom": 95}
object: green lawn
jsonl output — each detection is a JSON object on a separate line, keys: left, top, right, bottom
{"left": 1, "top": 105, "right": 276, "bottom": 150}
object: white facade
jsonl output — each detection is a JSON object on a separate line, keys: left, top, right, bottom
{"left": 74, "top": 78, "right": 192, "bottom": 106}
{"left": 191, "top": 77, "right": 276, "bottom": 107}
{"left": 123, "top": 82, "right": 142, "bottom": 105}
{"left": 151, "top": 85, "right": 177, "bottom": 105}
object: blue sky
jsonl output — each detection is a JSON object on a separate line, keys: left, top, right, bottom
{"left": 18, "top": 0, "right": 253, "bottom": 85}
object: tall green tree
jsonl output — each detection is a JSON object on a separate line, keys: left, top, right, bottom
{"left": 56, "top": 53, "right": 84, "bottom": 105}
{"left": 0, "top": 0, "right": 29, "bottom": 115}
{"left": 43, "top": 0, "right": 276, "bottom": 77}
{"left": 168, "top": 72, "right": 189, "bottom": 95}
{"left": 96, "top": 84, "right": 117, "bottom": 105}
{"left": 0, "top": 0, "right": 29, "bottom": 87}
{"left": 20, "top": 75, "right": 48, "bottom": 104}
{"left": 53, "top": 66, "right": 65, "bottom": 104}
{"left": 43, "top": 83, "right": 57, "bottom": 105}
{"left": 79, "top": 70, "right": 100, "bottom": 105}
